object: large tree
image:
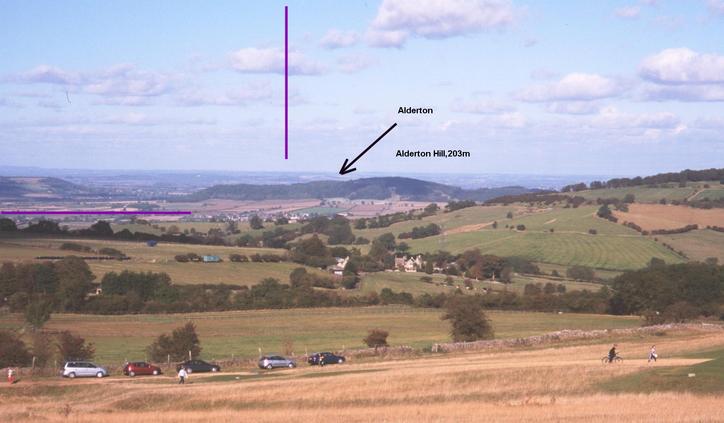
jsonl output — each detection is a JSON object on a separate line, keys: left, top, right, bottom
{"left": 54, "top": 257, "right": 95, "bottom": 311}
{"left": 442, "top": 295, "right": 494, "bottom": 342}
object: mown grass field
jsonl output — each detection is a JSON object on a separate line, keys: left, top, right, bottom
{"left": 2, "top": 327, "right": 722, "bottom": 423}
{"left": 407, "top": 230, "right": 684, "bottom": 271}
{"left": 353, "top": 205, "right": 686, "bottom": 271}
{"left": 0, "top": 307, "right": 640, "bottom": 363}
{"left": 0, "top": 236, "right": 325, "bottom": 285}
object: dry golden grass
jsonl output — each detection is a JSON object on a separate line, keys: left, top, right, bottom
{"left": 3, "top": 330, "right": 723, "bottom": 422}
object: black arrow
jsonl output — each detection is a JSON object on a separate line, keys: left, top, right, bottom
{"left": 339, "top": 123, "right": 397, "bottom": 175}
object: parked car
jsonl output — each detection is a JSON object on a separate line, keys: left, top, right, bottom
{"left": 175, "top": 359, "right": 220, "bottom": 373}
{"left": 307, "top": 352, "right": 346, "bottom": 366}
{"left": 62, "top": 361, "right": 108, "bottom": 378}
{"left": 258, "top": 355, "right": 296, "bottom": 370}
{"left": 123, "top": 361, "right": 162, "bottom": 377}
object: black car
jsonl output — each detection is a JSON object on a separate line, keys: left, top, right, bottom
{"left": 176, "top": 359, "right": 221, "bottom": 373}
{"left": 307, "top": 352, "right": 346, "bottom": 366}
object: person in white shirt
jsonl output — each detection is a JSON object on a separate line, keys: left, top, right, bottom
{"left": 648, "top": 345, "right": 658, "bottom": 363}
{"left": 178, "top": 367, "right": 188, "bottom": 384}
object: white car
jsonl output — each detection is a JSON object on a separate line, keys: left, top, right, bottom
{"left": 62, "top": 361, "right": 108, "bottom": 378}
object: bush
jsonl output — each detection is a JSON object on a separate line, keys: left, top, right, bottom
{"left": 98, "top": 247, "right": 126, "bottom": 257}
{"left": 363, "top": 329, "right": 389, "bottom": 348}
{"left": 0, "top": 330, "right": 32, "bottom": 367}
{"left": 147, "top": 321, "right": 202, "bottom": 362}
{"left": 60, "top": 242, "right": 92, "bottom": 252}
{"left": 441, "top": 295, "right": 494, "bottom": 342}
{"left": 566, "top": 265, "right": 596, "bottom": 281}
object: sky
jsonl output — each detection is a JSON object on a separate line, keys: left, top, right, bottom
{"left": 1, "top": 0, "right": 724, "bottom": 177}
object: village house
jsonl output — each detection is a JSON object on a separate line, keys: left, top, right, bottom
{"left": 329, "top": 256, "right": 349, "bottom": 276}
{"left": 395, "top": 255, "right": 424, "bottom": 272}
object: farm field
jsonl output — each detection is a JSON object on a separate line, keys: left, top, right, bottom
{"left": 2, "top": 327, "right": 722, "bottom": 422}
{"left": 406, "top": 230, "right": 684, "bottom": 271}
{"left": 359, "top": 271, "right": 603, "bottom": 296}
{"left": 353, "top": 205, "right": 513, "bottom": 239}
{"left": 613, "top": 203, "right": 724, "bottom": 231}
{"left": 0, "top": 307, "right": 641, "bottom": 363}
{"left": 690, "top": 187, "right": 724, "bottom": 201}
{"left": 0, "top": 236, "right": 326, "bottom": 285}
{"left": 353, "top": 205, "right": 685, "bottom": 271}
{"left": 572, "top": 183, "right": 708, "bottom": 203}
{"left": 656, "top": 229, "right": 724, "bottom": 263}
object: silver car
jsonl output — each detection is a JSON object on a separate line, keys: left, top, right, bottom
{"left": 258, "top": 355, "right": 296, "bottom": 370}
{"left": 62, "top": 361, "right": 108, "bottom": 378}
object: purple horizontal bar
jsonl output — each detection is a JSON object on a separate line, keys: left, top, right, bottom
{"left": 1, "top": 211, "right": 192, "bottom": 215}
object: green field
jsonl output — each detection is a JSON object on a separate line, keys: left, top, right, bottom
{"left": 690, "top": 188, "right": 724, "bottom": 201}
{"left": 0, "top": 236, "right": 326, "bottom": 285}
{"left": 0, "top": 307, "right": 641, "bottom": 363}
{"left": 358, "top": 271, "right": 603, "bottom": 296}
{"left": 352, "top": 205, "right": 685, "bottom": 271}
{"left": 573, "top": 183, "right": 705, "bottom": 203}
{"left": 354, "top": 205, "right": 511, "bottom": 239}
{"left": 407, "top": 230, "right": 684, "bottom": 271}
{"left": 601, "top": 347, "right": 724, "bottom": 394}
{"left": 657, "top": 229, "right": 724, "bottom": 263}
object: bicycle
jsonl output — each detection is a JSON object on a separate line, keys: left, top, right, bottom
{"left": 601, "top": 354, "right": 623, "bottom": 364}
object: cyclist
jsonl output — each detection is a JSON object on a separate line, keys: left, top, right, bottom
{"left": 607, "top": 344, "right": 618, "bottom": 364}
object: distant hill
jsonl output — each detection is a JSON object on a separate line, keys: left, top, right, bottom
{"left": 0, "top": 176, "right": 97, "bottom": 200}
{"left": 177, "top": 177, "right": 535, "bottom": 202}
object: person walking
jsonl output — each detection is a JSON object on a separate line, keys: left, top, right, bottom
{"left": 7, "top": 367, "right": 16, "bottom": 384}
{"left": 648, "top": 345, "right": 658, "bottom": 363}
{"left": 178, "top": 367, "right": 188, "bottom": 384}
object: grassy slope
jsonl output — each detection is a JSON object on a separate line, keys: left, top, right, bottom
{"left": 0, "top": 237, "right": 326, "bottom": 285}
{"left": 355, "top": 206, "right": 685, "bottom": 271}
{"left": 0, "top": 307, "right": 640, "bottom": 363}
{"left": 656, "top": 229, "right": 724, "bottom": 263}
{"left": 601, "top": 347, "right": 724, "bottom": 394}
{"left": 359, "top": 271, "right": 603, "bottom": 296}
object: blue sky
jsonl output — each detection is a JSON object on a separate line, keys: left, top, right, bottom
{"left": 1, "top": 0, "right": 724, "bottom": 176}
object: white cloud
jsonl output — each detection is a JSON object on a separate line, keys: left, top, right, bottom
{"left": 229, "top": 47, "right": 324, "bottom": 75}
{"left": 368, "top": 0, "right": 517, "bottom": 47}
{"left": 639, "top": 48, "right": 724, "bottom": 84}
{"left": 518, "top": 73, "right": 624, "bottom": 102}
{"left": 546, "top": 101, "right": 601, "bottom": 115}
{"left": 336, "top": 55, "right": 376, "bottom": 73}
{"left": 320, "top": 30, "right": 359, "bottom": 49}
{"left": 640, "top": 85, "right": 724, "bottom": 102}
{"left": 615, "top": 5, "right": 640, "bottom": 19}
{"left": 10, "top": 65, "right": 81, "bottom": 85}
{"left": 365, "top": 30, "right": 409, "bottom": 48}
{"left": 6, "top": 64, "right": 176, "bottom": 103}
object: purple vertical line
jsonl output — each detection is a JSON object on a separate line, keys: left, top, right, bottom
{"left": 285, "top": 5, "right": 289, "bottom": 160}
